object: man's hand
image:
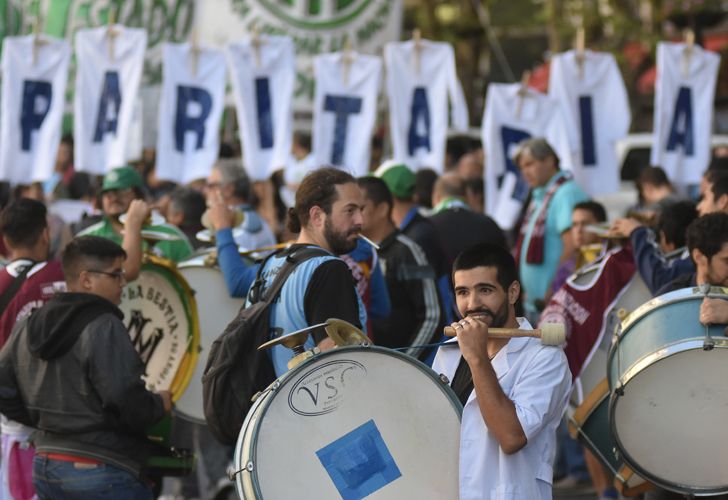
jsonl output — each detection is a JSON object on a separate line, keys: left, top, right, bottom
{"left": 453, "top": 316, "right": 490, "bottom": 365}
{"left": 609, "top": 218, "right": 642, "bottom": 238}
{"left": 125, "top": 199, "right": 151, "bottom": 232}
{"left": 157, "top": 390, "right": 173, "bottom": 414}
{"left": 207, "top": 193, "right": 236, "bottom": 231}
{"left": 700, "top": 298, "right": 728, "bottom": 326}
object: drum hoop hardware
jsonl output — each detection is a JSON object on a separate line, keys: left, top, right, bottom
{"left": 700, "top": 283, "right": 716, "bottom": 351}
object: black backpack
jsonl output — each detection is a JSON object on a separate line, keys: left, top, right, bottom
{"left": 201, "top": 247, "right": 328, "bottom": 445}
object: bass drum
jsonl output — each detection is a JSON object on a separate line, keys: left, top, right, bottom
{"left": 175, "top": 249, "right": 250, "bottom": 423}
{"left": 569, "top": 261, "right": 650, "bottom": 404}
{"left": 233, "top": 346, "right": 462, "bottom": 499}
{"left": 608, "top": 286, "right": 728, "bottom": 495}
{"left": 119, "top": 255, "right": 199, "bottom": 401}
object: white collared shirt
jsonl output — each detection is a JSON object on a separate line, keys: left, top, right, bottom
{"left": 432, "top": 318, "right": 571, "bottom": 500}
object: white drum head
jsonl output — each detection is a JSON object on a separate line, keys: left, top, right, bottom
{"left": 237, "top": 347, "right": 461, "bottom": 499}
{"left": 613, "top": 346, "right": 728, "bottom": 492}
{"left": 175, "top": 263, "right": 244, "bottom": 422}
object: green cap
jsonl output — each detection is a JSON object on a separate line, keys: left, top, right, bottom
{"left": 101, "top": 166, "right": 143, "bottom": 192}
{"left": 373, "top": 160, "right": 415, "bottom": 199}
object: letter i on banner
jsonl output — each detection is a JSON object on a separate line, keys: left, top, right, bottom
{"left": 226, "top": 34, "right": 295, "bottom": 181}
{"left": 155, "top": 37, "right": 226, "bottom": 184}
{"left": 312, "top": 47, "right": 382, "bottom": 177}
{"left": 74, "top": 25, "right": 146, "bottom": 175}
{"left": 0, "top": 34, "right": 70, "bottom": 185}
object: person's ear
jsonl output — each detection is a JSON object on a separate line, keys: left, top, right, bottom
{"left": 309, "top": 205, "right": 325, "bottom": 229}
{"left": 508, "top": 281, "right": 520, "bottom": 305}
{"left": 692, "top": 248, "right": 707, "bottom": 269}
{"left": 718, "top": 194, "right": 728, "bottom": 212}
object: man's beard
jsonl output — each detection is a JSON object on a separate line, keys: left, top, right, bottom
{"left": 463, "top": 301, "right": 509, "bottom": 329}
{"left": 324, "top": 218, "right": 359, "bottom": 255}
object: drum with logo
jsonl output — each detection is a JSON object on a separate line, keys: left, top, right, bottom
{"left": 175, "top": 249, "right": 252, "bottom": 423}
{"left": 568, "top": 379, "right": 652, "bottom": 496}
{"left": 119, "top": 255, "right": 199, "bottom": 406}
{"left": 232, "top": 345, "right": 462, "bottom": 499}
{"left": 608, "top": 286, "right": 728, "bottom": 495}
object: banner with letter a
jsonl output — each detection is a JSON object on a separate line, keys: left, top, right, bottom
{"left": 385, "top": 39, "right": 468, "bottom": 174}
{"left": 651, "top": 42, "right": 720, "bottom": 185}
{"left": 549, "top": 50, "right": 630, "bottom": 196}
{"left": 156, "top": 43, "right": 226, "bottom": 184}
{"left": 0, "top": 35, "right": 70, "bottom": 185}
{"left": 481, "top": 83, "right": 572, "bottom": 230}
{"left": 312, "top": 52, "right": 382, "bottom": 177}
{"left": 227, "top": 35, "right": 295, "bottom": 181}
{"left": 74, "top": 25, "right": 146, "bottom": 175}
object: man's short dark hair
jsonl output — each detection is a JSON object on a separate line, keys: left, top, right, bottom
{"left": 657, "top": 200, "right": 697, "bottom": 249}
{"left": 286, "top": 167, "right": 356, "bottom": 233}
{"left": 573, "top": 200, "right": 607, "bottom": 223}
{"left": 687, "top": 212, "right": 728, "bottom": 260}
{"left": 0, "top": 198, "right": 47, "bottom": 248}
{"left": 357, "top": 177, "right": 393, "bottom": 219}
{"left": 453, "top": 243, "right": 518, "bottom": 292}
{"left": 168, "top": 187, "right": 206, "bottom": 228}
{"left": 62, "top": 236, "right": 127, "bottom": 281}
{"left": 414, "top": 168, "right": 439, "bottom": 209}
{"left": 638, "top": 166, "right": 672, "bottom": 188}
{"left": 708, "top": 171, "right": 728, "bottom": 202}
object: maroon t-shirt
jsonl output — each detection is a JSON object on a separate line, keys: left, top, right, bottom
{"left": 0, "top": 260, "right": 66, "bottom": 348}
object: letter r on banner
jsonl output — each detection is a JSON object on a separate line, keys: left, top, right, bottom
{"left": 500, "top": 126, "right": 531, "bottom": 202}
{"left": 93, "top": 71, "right": 121, "bottom": 142}
{"left": 20, "top": 80, "right": 52, "bottom": 151}
{"left": 324, "top": 95, "right": 362, "bottom": 165}
{"left": 175, "top": 85, "right": 213, "bottom": 152}
{"left": 666, "top": 86, "right": 694, "bottom": 156}
{"left": 408, "top": 87, "right": 431, "bottom": 155}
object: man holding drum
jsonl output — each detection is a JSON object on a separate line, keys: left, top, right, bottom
{"left": 432, "top": 243, "right": 571, "bottom": 499}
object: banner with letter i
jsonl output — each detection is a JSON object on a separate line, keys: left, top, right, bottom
{"left": 156, "top": 42, "right": 226, "bottom": 184}
{"left": 651, "top": 41, "right": 720, "bottom": 185}
{"left": 385, "top": 38, "right": 468, "bottom": 174}
{"left": 481, "top": 82, "right": 572, "bottom": 230}
{"left": 227, "top": 35, "right": 295, "bottom": 181}
{"left": 0, "top": 35, "right": 70, "bottom": 185}
{"left": 312, "top": 51, "right": 382, "bottom": 177}
{"left": 74, "top": 25, "right": 146, "bottom": 175}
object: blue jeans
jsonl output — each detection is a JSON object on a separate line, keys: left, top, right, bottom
{"left": 33, "top": 455, "right": 153, "bottom": 499}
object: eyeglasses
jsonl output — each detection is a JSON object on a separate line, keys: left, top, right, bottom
{"left": 85, "top": 269, "right": 126, "bottom": 281}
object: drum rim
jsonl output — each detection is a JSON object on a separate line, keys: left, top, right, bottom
{"left": 608, "top": 344, "right": 728, "bottom": 495}
{"left": 235, "top": 344, "right": 464, "bottom": 498}
{"left": 133, "top": 257, "right": 200, "bottom": 402}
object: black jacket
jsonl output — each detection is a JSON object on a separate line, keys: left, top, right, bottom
{"left": 0, "top": 292, "right": 165, "bottom": 477}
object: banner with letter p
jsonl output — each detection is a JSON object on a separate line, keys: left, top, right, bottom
{"left": 74, "top": 25, "right": 146, "bottom": 175}
{"left": 0, "top": 35, "right": 70, "bottom": 185}
{"left": 156, "top": 43, "right": 226, "bottom": 184}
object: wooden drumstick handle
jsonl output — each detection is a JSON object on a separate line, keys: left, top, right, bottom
{"left": 443, "top": 323, "right": 565, "bottom": 345}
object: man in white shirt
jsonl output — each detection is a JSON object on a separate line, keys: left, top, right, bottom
{"left": 432, "top": 243, "right": 571, "bottom": 499}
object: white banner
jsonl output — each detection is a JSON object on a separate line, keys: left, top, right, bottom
{"left": 155, "top": 43, "right": 226, "bottom": 184}
{"left": 312, "top": 52, "right": 382, "bottom": 177}
{"left": 385, "top": 39, "right": 468, "bottom": 174}
{"left": 227, "top": 35, "right": 295, "bottom": 181}
{"left": 74, "top": 25, "right": 146, "bottom": 175}
{"left": 481, "top": 83, "right": 572, "bottom": 230}
{"left": 651, "top": 42, "right": 720, "bottom": 185}
{"left": 198, "top": 0, "right": 402, "bottom": 111}
{"left": 549, "top": 50, "right": 631, "bottom": 196}
{"left": 0, "top": 35, "right": 70, "bottom": 185}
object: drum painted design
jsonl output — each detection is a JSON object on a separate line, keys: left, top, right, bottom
{"left": 119, "top": 256, "right": 199, "bottom": 400}
{"left": 568, "top": 379, "right": 651, "bottom": 496}
{"left": 175, "top": 250, "right": 248, "bottom": 423}
{"left": 608, "top": 286, "right": 728, "bottom": 495}
{"left": 233, "top": 346, "right": 462, "bottom": 499}
{"left": 569, "top": 263, "right": 650, "bottom": 404}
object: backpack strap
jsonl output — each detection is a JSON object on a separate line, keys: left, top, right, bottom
{"left": 0, "top": 261, "right": 36, "bottom": 319}
{"left": 249, "top": 247, "right": 330, "bottom": 306}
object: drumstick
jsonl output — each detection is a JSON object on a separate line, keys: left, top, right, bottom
{"left": 443, "top": 322, "right": 565, "bottom": 346}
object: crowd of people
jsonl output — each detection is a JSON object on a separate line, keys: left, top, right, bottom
{"left": 0, "top": 128, "right": 726, "bottom": 500}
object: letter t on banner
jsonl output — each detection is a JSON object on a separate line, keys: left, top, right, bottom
{"left": 0, "top": 35, "right": 70, "bottom": 185}
{"left": 155, "top": 43, "right": 226, "bottom": 184}
{"left": 74, "top": 25, "right": 146, "bottom": 175}
{"left": 312, "top": 51, "right": 382, "bottom": 177}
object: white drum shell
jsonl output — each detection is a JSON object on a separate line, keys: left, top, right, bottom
{"left": 233, "top": 346, "right": 462, "bottom": 499}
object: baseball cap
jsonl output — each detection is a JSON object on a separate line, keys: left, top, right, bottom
{"left": 101, "top": 166, "right": 144, "bottom": 192}
{"left": 373, "top": 160, "right": 415, "bottom": 199}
